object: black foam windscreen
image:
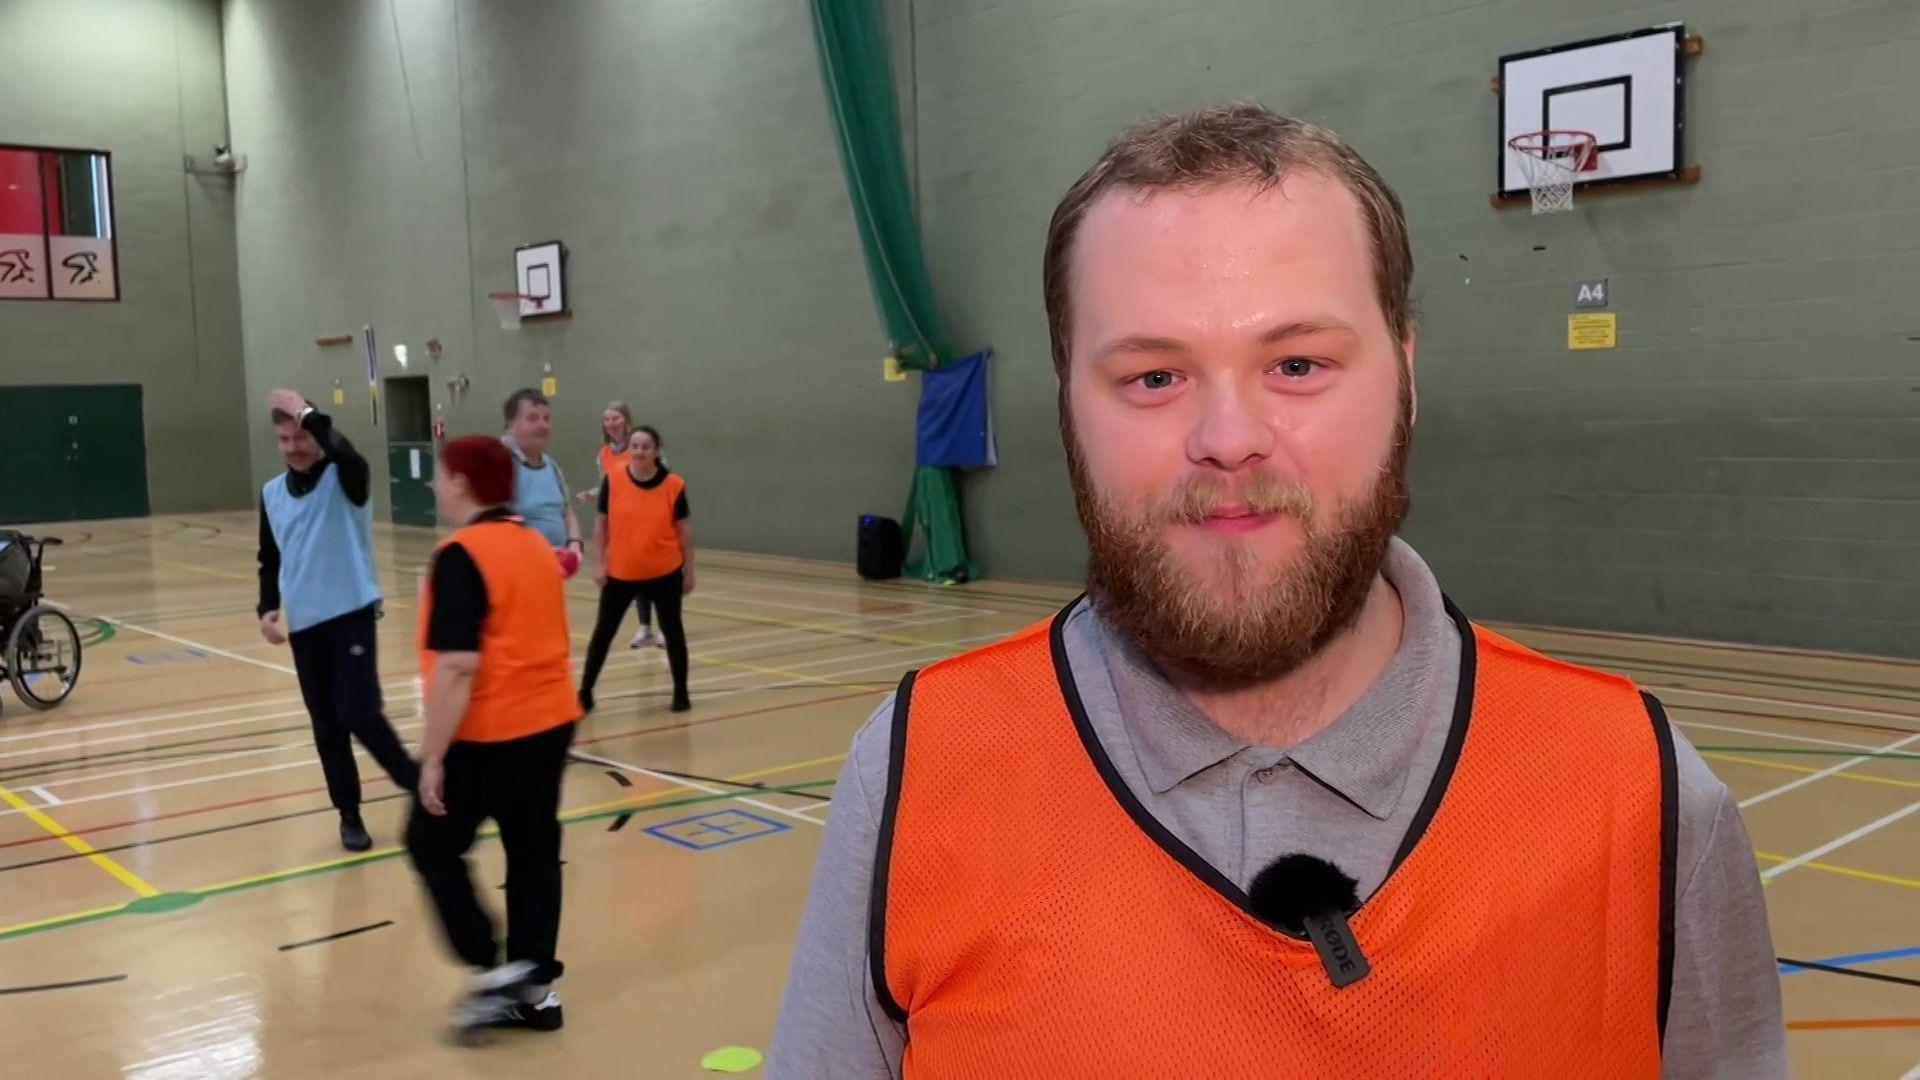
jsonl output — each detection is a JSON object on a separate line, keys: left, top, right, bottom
{"left": 1248, "top": 853, "right": 1361, "bottom": 935}
{"left": 1249, "top": 853, "right": 1371, "bottom": 988}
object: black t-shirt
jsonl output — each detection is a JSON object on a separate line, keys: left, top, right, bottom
{"left": 423, "top": 506, "right": 518, "bottom": 652}
{"left": 598, "top": 464, "right": 690, "bottom": 521}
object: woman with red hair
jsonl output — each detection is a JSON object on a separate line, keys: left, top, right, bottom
{"left": 406, "top": 434, "right": 582, "bottom": 1041}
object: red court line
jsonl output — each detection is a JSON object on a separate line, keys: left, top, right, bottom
{"left": 0, "top": 687, "right": 881, "bottom": 851}
{"left": 1785, "top": 1017, "right": 1920, "bottom": 1031}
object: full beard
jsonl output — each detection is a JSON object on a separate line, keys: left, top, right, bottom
{"left": 1065, "top": 387, "right": 1412, "bottom": 689}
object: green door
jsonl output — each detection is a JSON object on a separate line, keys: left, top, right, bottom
{"left": 383, "top": 376, "right": 435, "bottom": 527}
{"left": 0, "top": 387, "right": 75, "bottom": 524}
{"left": 387, "top": 443, "right": 436, "bottom": 526}
{"left": 0, "top": 384, "right": 148, "bottom": 523}
{"left": 59, "top": 385, "right": 150, "bottom": 520}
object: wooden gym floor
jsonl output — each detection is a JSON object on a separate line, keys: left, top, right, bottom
{"left": 0, "top": 513, "right": 1913, "bottom": 1077}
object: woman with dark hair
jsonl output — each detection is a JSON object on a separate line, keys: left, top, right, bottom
{"left": 579, "top": 425, "right": 694, "bottom": 713}
{"left": 577, "top": 401, "right": 661, "bottom": 649}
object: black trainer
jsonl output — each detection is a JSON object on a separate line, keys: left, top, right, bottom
{"left": 339, "top": 815, "right": 372, "bottom": 852}
{"left": 450, "top": 962, "right": 563, "bottom": 1044}
{"left": 486, "top": 987, "right": 564, "bottom": 1032}
{"left": 670, "top": 693, "right": 691, "bottom": 713}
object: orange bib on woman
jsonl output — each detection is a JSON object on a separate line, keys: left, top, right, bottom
{"left": 873, "top": 602, "right": 1676, "bottom": 1079}
{"left": 603, "top": 466, "right": 685, "bottom": 582}
{"left": 597, "top": 443, "right": 626, "bottom": 478}
{"left": 417, "top": 517, "right": 581, "bottom": 744}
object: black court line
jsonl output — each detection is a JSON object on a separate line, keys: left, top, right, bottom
{"left": 608, "top": 814, "right": 632, "bottom": 832}
{"left": 0, "top": 793, "right": 413, "bottom": 876}
{"left": 1777, "top": 957, "right": 1920, "bottom": 990}
{"left": 1547, "top": 648, "right": 1920, "bottom": 706}
{"left": 605, "top": 769, "right": 633, "bottom": 788}
{"left": 278, "top": 920, "right": 394, "bottom": 952}
{"left": 0, "top": 974, "right": 128, "bottom": 996}
{"left": 645, "top": 765, "right": 834, "bottom": 803}
{"left": 0, "top": 741, "right": 289, "bottom": 784}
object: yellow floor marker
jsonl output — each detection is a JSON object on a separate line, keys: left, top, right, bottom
{"left": 0, "top": 783, "right": 160, "bottom": 898}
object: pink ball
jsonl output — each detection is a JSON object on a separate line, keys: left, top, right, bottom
{"left": 555, "top": 547, "right": 581, "bottom": 579}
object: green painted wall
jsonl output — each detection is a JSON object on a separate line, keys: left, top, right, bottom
{"left": 223, "top": 0, "right": 1919, "bottom": 656}
{"left": 223, "top": 0, "right": 914, "bottom": 564}
{"left": 900, "top": 0, "right": 1920, "bottom": 656}
{"left": 0, "top": 0, "right": 249, "bottom": 515}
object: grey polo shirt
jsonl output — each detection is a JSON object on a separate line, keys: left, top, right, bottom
{"left": 769, "top": 540, "right": 1788, "bottom": 1079}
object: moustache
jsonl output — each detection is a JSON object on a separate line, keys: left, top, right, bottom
{"left": 1145, "top": 473, "right": 1317, "bottom": 527}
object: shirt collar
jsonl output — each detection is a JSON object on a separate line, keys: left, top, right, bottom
{"left": 1097, "top": 538, "right": 1453, "bottom": 819}
{"left": 501, "top": 435, "right": 545, "bottom": 467}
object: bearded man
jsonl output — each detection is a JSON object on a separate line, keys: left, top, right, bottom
{"left": 769, "top": 104, "right": 1785, "bottom": 1080}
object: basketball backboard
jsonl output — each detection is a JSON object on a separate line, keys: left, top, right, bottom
{"left": 512, "top": 240, "right": 567, "bottom": 319}
{"left": 1497, "top": 25, "right": 1690, "bottom": 200}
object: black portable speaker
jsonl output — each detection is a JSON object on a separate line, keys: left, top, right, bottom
{"left": 857, "top": 515, "right": 904, "bottom": 580}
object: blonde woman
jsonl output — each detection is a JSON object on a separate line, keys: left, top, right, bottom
{"left": 579, "top": 402, "right": 662, "bottom": 649}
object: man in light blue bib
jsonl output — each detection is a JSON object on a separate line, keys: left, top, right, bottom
{"left": 257, "top": 389, "right": 420, "bottom": 852}
{"left": 501, "top": 388, "right": 586, "bottom": 565}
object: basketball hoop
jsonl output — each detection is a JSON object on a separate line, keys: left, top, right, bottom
{"left": 486, "top": 291, "right": 547, "bottom": 330}
{"left": 1508, "top": 130, "right": 1599, "bottom": 215}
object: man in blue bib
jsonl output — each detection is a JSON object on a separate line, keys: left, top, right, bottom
{"left": 257, "top": 389, "right": 420, "bottom": 851}
{"left": 500, "top": 388, "right": 585, "bottom": 562}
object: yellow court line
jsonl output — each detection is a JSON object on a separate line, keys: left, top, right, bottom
{"left": 149, "top": 557, "right": 256, "bottom": 583}
{"left": 562, "top": 594, "right": 956, "bottom": 648}
{"left": 568, "top": 631, "right": 889, "bottom": 691}
{"left": 1703, "top": 753, "right": 1920, "bottom": 792}
{"left": 1755, "top": 851, "right": 1920, "bottom": 891}
{"left": 0, "top": 783, "right": 160, "bottom": 897}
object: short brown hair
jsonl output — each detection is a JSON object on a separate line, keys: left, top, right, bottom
{"left": 1042, "top": 103, "right": 1415, "bottom": 377}
{"left": 503, "top": 387, "right": 549, "bottom": 425}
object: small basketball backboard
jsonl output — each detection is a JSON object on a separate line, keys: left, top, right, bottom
{"left": 1498, "top": 24, "right": 1690, "bottom": 201}
{"left": 512, "top": 240, "right": 567, "bottom": 319}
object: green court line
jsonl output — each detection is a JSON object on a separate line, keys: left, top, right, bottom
{"left": 0, "top": 780, "right": 836, "bottom": 945}
{"left": 1696, "top": 745, "right": 1920, "bottom": 761}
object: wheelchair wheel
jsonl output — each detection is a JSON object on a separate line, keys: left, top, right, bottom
{"left": 6, "top": 605, "right": 81, "bottom": 710}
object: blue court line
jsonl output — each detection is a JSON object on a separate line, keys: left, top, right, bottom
{"left": 1778, "top": 945, "right": 1920, "bottom": 975}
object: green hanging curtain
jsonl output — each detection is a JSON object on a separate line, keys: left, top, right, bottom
{"left": 902, "top": 464, "right": 981, "bottom": 584}
{"left": 808, "top": 0, "right": 978, "bottom": 583}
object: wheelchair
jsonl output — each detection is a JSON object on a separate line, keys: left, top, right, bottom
{"left": 0, "top": 532, "right": 82, "bottom": 718}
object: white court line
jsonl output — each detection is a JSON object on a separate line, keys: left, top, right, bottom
{"left": 1900, "top": 1061, "right": 1920, "bottom": 1080}
{"left": 784, "top": 801, "right": 832, "bottom": 824}
{"left": 1646, "top": 684, "right": 1920, "bottom": 725}
{"left": 1675, "top": 719, "right": 1881, "bottom": 753}
{"left": 80, "top": 611, "right": 297, "bottom": 676}
{"left": 1761, "top": 800, "right": 1920, "bottom": 882}
{"left": 0, "top": 607, "right": 978, "bottom": 749}
{"left": 569, "top": 749, "right": 824, "bottom": 829}
{"left": 1738, "top": 732, "right": 1920, "bottom": 810}
{"left": 7, "top": 629, "right": 1010, "bottom": 803}
{"left": 25, "top": 786, "right": 60, "bottom": 806}
{"left": 2, "top": 628, "right": 846, "bottom": 769}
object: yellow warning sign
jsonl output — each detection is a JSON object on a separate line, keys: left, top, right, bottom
{"left": 540, "top": 376, "right": 557, "bottom": 396}
{"left": 1568, "top": 313, "right": 1617, "bottom": 350}
{"left": 883, "top": 355, "right": 908, "bottom": 383}
{"left": 331, "top": 387, "right": 346, "bottom": 405}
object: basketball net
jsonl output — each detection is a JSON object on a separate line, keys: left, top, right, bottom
{"left": 1508, "top": 131, "right": 1598, "bottom": 215}
{"left": 487, "top": 291, "right": 547, "bottom": 330}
